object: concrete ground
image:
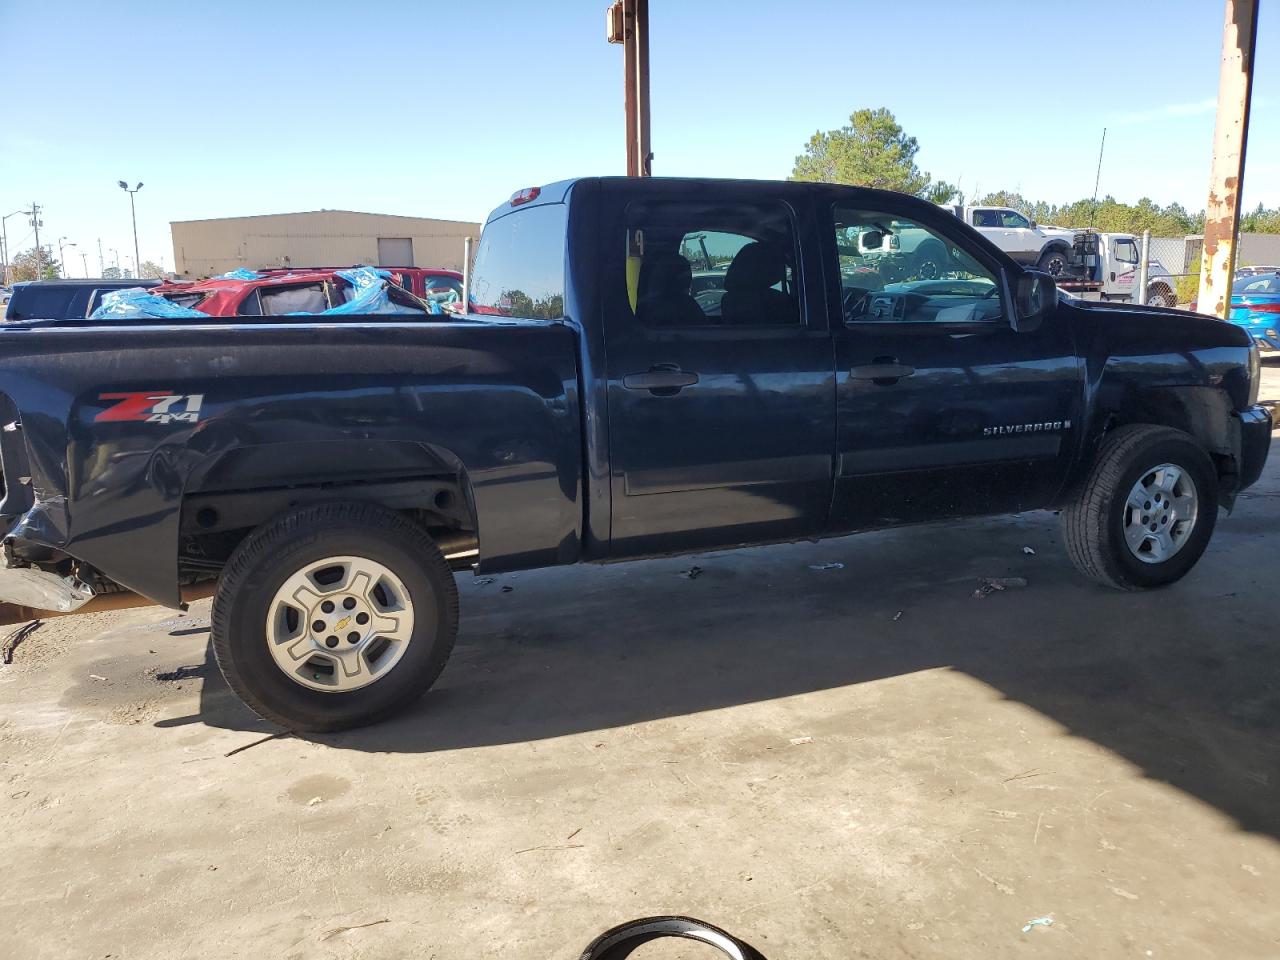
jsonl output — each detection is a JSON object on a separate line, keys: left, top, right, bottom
{"left": 3, "top": 366, "right": 1279, "bottom": 960}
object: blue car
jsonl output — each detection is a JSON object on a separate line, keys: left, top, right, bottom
{"left": 1229, "top": 272, "right": 1280, "bottom": 351}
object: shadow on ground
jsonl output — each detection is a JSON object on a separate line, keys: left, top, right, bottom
{"left": 164, "top": 440, "right": 1280, "bottom": 840}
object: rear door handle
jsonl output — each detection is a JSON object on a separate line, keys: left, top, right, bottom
{"left": 623, "top": 365, "right": 699, "bottom": 394}
{"left": 849, "top": 360, "right": 915, "bottom": 385}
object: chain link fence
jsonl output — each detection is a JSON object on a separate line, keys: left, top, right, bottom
{"left": 1145, "top": 236, "right": 1199, "bottom": 308}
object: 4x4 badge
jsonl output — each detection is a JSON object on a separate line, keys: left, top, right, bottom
{"left": 96, "top": 392, "right": 205, "bottom": 424}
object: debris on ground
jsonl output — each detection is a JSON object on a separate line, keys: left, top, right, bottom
{"left": 319, "top": 918, "right": 390, "bottom": 941}
{"left": 500, "top": 585, "right": 513, "bottom": 593}
{"left": 808, "top": 562, "right": 844, "bottom": 571}
{"left": 1021, "top": 916, "right": 1054, "bottom": 933}
{"left": 475, "top": 577, "right": 495, "bottom": 586}
{"left": 1, "top": 619, "right": 40, "bottom": 664}
{"left": 973, "top": 576, "right": 1029, "bottom": 599}
{"left": 1022, "top": 546, "right": 1036, "bottom": 556}
{"left": 892, "top": 610, "right": 903, "bottom": 622}
{"left": 307, "top": 796, "right": 323, "bottom": 806}
{"left": 89, "top": 674, "right": 108, "bottom": 682}
{"left": 789, "top": 736, "right": 815, "bottom": 746}
{"left": 679, "top": 566, "right": 703, "bottom": 580}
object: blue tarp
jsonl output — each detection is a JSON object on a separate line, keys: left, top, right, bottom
{"left": 293, "top": 266, "right": 422, "bottom": 316}
{"left": 217, "top": 268, "right": 261, "bottom": 280}
{"left": 88, "top": 287, "right": 207, "bottom": 320}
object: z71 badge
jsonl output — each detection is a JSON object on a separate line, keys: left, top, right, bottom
{"left": 95, "top": 392, "right": 205, "bottom": 424}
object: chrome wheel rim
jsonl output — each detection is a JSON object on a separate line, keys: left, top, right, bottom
{"left": 1123, "top": 464, "right": 1198, "bottom": 564}
{"left": 266, "top": 555, "right": 414, "bottom": 692}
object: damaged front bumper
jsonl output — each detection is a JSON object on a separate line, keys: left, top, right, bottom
{"left": 0, "top": 561, "right": 94, "bottom": 613}
{"left": 1235, "top": 405, "right": 1273, "bottom": 493}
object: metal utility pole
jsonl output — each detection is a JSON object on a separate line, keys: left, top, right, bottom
{"left": 119, "top": 181, "right": 144, "bottom": 279}
{"left": 1197, "top": 0, "right": 1259, "bottom": 318}
{"left": 97, "top": 237, "right": 105, "bottom": 276}
{"left": 29, "top": 203, "right": 43, "bottom": 279}
{"left": 80, "top": 252, "right": 89, "bottom": 278}
{"left": 606, "top": 0, "right": 651, "bottom": 176}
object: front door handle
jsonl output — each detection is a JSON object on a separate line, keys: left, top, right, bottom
{"left": 849, "top": 359, "right": 915, "bottom": 385}
{"left": 623, "top": 364, "right": 699, "bottom": 394}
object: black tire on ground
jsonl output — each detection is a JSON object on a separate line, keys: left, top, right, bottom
{"left": 1037, "top": 246, "right": 1069, "bottom": 276}
{"left": 1062, "top": 424, "right": 1219, "bottom": 590}
{"left": 1147, "top": 285, "right": 1175, "bottom": 308}
{"left": 211, "top": 501, "right": 459, "bottom": 732}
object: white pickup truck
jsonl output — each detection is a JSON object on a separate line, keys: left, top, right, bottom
{"left": 937, "top": 204, "right": 1077, "bottom": 274}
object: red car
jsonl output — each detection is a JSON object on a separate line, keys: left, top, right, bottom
{"left": 154, "top": 267, "right": 461, "bottom": 317}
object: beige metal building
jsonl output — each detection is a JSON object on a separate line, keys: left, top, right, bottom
{"left": 170, "top": 210, "right": 481, "bottom": 278}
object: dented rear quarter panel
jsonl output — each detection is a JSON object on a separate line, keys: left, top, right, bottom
{"left": 0, "top": 318, "right": 582, "bottom": 606}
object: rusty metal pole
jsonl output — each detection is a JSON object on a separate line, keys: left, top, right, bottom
{"left": 622, "top": 0, "right": 639, "bottom": 176}
{"left": 634, "top": 0, "right": 651, "bottom": 176}
{"left": 1197, "top": 0, "right": 1259, "bottom": 318}
{"left": 607, "top": 0, "right": 649, "bottom": 176}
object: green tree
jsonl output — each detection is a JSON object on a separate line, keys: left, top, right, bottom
{"left": 138, "top": 260, "right": 166, "bottom": 279}
{"left": 101, "top": 266, "right": 122, "bottom": 280}
{"left": 791, "top": 108, "right": 944, "bottom": 198}
{"left": 6, "top": 247, "right": 61, "bottom": 282}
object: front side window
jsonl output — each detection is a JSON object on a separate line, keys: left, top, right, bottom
{"left": 1113, "top": 239, "right": 1139, "bottom": 264}
{"left": 470, "top": 204, "right": 566, "bottom": 319}
{"left": 624, "top": 199, "right": 800, "bottom": 326}
{"left": 834, "top": 206, "right": 1003, "bottom": 324}
{"left": 1000, "top": 210, "right": 1031, "bottom": 229}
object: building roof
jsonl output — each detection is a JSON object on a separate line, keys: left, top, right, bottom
{"left": 170, "top": 209, "right": 478, "bottom": 227}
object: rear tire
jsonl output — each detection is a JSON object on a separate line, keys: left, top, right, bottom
{"left": 1147, "top": 284, "right": 1175, "bottom": 308}
{"left": 1062, "top": 425, "right": 1218, "bottom": 590}
{"left": 211, "top": 502, "right": 459, "bottom": 732}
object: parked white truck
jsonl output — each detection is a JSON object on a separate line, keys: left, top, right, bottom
{"left": 851, "top": 212, "right": 1178, "bottom": 306}
{"left": 937, "top": 204, "right": 1077, "bottom": 274}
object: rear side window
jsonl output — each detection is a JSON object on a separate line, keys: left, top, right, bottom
{"left": 624, "top": 199, "right": 800, "bottom": 327}
{"left": 259, "top": 283, "right": 329, "bottom": 315}
{"left": 7, "top": 286, "right": 78, "bottom": 321}
{"left": 470, "top": 205, "right": 566, "bottom": 319}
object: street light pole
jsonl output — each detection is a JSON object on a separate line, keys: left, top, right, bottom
{"left": 118, "top": 181, "right": 144, "bottom": 279}
{"left": 1, "top": 210, "right": 24, "bottom": 284}
{"left": 57, "top": 237, "right": 76, "bottom": 278}
{"left": 79, "top": 252, "right": 89, "bottom": 278}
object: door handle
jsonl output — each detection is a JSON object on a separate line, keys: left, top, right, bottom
{"left": 623, "top": 364, "right": 699, "bottom": 394}
{"left": 849, "top": 359, "right": 915, "bottom": 385}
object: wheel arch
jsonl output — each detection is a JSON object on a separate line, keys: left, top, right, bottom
{"left": 1090, "top": 386, "right": 1244, "bottom": 508}
{"left": 180, "top": 439, "right": 480, "bottom": 576}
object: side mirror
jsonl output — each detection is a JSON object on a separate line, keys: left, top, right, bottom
{"left": 1013, "top": 270, "right": 1056, "bottom": 332}
{"left": 860, "top": 229, "right": 885, "bottom": 251}
{"left": 1030, "top": 220, "right": 1038, "bottom": 229}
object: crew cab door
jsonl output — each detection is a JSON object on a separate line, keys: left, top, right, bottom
{"left": 600, "top": 182, "right": 836, "bottom": 556}
{"left": 822, "top": 193, "right": 1083, "bottom": 530}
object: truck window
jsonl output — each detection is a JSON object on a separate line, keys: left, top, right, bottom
{"left": 624, "top": 200, "right": 800, "bottom": 326}
{"left": 1113, "top": 238, "right": 1139, "bottom": 264}
{"left": 470, "top": 204, "right": 566, "bottom": 319}
{"left": 972, "top": 210, "right": 1002, "bottom": 228}
{"left": 999, "top": 210, "right": 1031, "bottom": 229}
{"left": 833, "top": 206, "right": 1004, "bottom": 324}
{"left": 258, "top": 283, "right": 329, "bottom": 315}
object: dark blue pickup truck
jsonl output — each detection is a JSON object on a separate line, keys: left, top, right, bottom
{"left": 0, "top": 177, "right": 1271, "bottom": 730}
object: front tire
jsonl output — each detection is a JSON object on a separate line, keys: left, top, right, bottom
{"left": 211, "top": 502, "right": 459, "bottom": 732}
{"left": 1062, "top": 425, "right": 1218, "bottom": 590}
{"left": 1037, "top": 246, "right": 1069, "bottom": 276}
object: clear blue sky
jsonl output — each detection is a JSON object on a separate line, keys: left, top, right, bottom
{"left": 2, "top": 0, "right": 1276, "bottom": 276}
